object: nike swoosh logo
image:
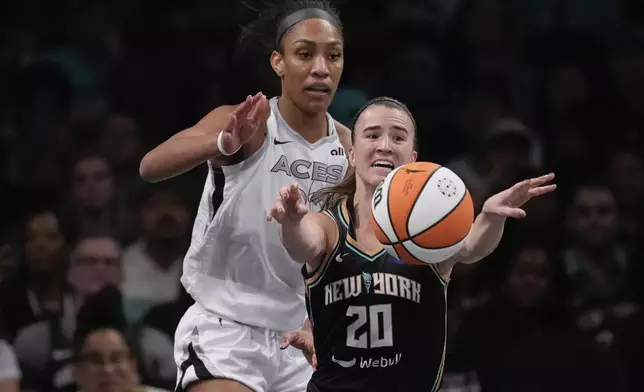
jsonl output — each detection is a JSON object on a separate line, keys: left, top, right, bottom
{"left": 331, "top": 355, "right": 356, "bottom": 368}
{"left": 274, "top": 138, "right": 292, "bottom": 145}
{"left": 335, "top": 253, "right": 348, "bottom": 262}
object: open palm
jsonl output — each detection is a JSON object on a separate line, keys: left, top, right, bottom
{"left": 482, "top": 173, "right": 556, "bottom": 219}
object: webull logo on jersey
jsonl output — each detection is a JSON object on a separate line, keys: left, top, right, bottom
{"left": 324, "top": 272, "right": 421, "bottom": 306}
{"left": 332, "top": 353, "right": 403, "bottom": 369}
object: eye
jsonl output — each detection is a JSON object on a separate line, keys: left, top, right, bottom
{"left": 297, "top": 51, "right": 312, "bottom": 59}
{"left": 329, "top": 52, "right": 341, "bottom": 61}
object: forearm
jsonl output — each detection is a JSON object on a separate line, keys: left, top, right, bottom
{"left": 139, "top": 129, "right": 221, "bottom": 182}
{"left": 458, "top": 211, "right": 506, "bottom": 264}
{"left": 279, "top": 215, "right": 326, "bottom": 264}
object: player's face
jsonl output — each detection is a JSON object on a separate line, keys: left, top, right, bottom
{"left": 272, "top": 19, "right": 344, "bottom": 113}
{"left": 351, "top": 106, "right": 418, "bottom": 187}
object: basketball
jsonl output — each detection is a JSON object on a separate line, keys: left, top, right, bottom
{"left": 370, "top": 162, "right": 475, "bottom": 265}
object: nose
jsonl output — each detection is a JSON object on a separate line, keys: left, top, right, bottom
{"left": 376, "top": 137, "right": 393, "bottom": 154}
{"left": 311, "top": 54, "right": 330, "bottom": 78}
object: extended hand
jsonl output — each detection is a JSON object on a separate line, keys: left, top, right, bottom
{"left": 267, "top": 183, "right": 308, "bottom": 223}
{"left": 218, "top": 92, "right": 269, "bottom": 155}
{"left": 482, "top": 172, "right": 556, "bottom": 219}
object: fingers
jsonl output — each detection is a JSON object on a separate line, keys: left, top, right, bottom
{"left": 268, "top": 184, "right": 307, "bottom": 222}
{"left": 223, "top": 114, "right": 237, "bottom": 134}
{"left": 287, "top": 183, "right": 301, "bottom": 199}
{"left": 311, "top": 353, "right": 318, "bottom": 369}
{"left": 511, "top": 172, "right": 556, "bottom": 193}
{"left": 528, "top": 184, "right": 557, "bottom": 197}
{"left": 232, "top": 93, "right": 261, "bottom": 119}
{"left": 528, "top": 172, "right": 555, "bottom": 187}
{"left": 244, "top": 93, "right": 267, "bottom": 127}
{"left": 266, "top": 198, "right": 286, "bottom": 222}
{"left": 495, "top": 206, "right": 526, "bottom": 219}
{"left": 279, "top": 332, "right": 293, "bottom": 349}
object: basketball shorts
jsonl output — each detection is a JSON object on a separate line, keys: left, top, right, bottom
{"left": 174, "top": 303, "right": 313, "bottom": 392}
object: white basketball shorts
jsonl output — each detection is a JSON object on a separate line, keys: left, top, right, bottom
{"left": 174, "top": 303, "right": 313, "bottom": 392}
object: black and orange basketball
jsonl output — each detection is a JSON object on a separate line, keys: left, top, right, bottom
{"left": 370, "top": 162, "right": 474, "bottom": 265}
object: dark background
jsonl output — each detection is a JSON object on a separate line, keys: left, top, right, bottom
{"left": 1, "top": 0, "right": 644, "bottom": 391}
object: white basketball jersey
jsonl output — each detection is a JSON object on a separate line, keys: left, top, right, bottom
{"left": 181, "top": 97, "right": 349, "bottom": 331}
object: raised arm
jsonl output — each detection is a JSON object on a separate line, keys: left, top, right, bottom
{"left": 439, "top": 173, "right": 556, "bottom": 274}
{"left": 267, "top": 184, "right": 336, "bottom": 271}
{"left": 139, "top": 93, "right": 269, "bottom": 183}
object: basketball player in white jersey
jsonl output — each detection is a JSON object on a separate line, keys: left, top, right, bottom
{"left": 139, "top": 1, "right": 350, "bottom": 391}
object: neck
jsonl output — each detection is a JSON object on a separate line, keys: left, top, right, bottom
{"left": 278, "top": 95, "right": 328, "bottom": 143}
{"left": 144, "top": 238, "right": 182, "bottom": 270}
{"left": 353, "top": 180, "right": 377, "bottom": 230}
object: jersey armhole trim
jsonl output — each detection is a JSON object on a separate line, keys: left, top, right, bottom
{"left": 430, "top": 264, "right": 450, "bottom": 287}
{"left": 305, "top": 211, "right": 341, "bottom": 288}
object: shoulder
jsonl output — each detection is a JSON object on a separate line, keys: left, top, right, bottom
{"left": 13, "top": 321, "right": 50, "bottom": 369}
{"left": 334, "top": 121, "right": 352, "bottom": 149}
{"left": 14, "top": 321, "right": 49, "bottom": 346}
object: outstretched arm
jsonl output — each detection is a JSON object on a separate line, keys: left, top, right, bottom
{"left": 267, "top": 184, "right": 336, "bottom": 271}
{"left": 140, "top": 93, "right": 268, "bottom": 182}
{"left": 446, "top": 172, "right": 557, "bottom": 266}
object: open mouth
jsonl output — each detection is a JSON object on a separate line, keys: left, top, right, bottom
{"left": 371, "top": 160, "right": 395, "bottom": 170}
{"left": 304, "top": 84, "right": 331, "bottom": 94}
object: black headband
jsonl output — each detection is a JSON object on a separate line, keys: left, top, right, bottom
{"left": 275, "top": 8, "right": 341, "bottom": 48}
{"left": 352, "top": 97, "right": 418, "bottom": 132}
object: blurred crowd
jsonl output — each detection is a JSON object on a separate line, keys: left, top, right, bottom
{"left": 1, "top": 0, "right": 644, "bottom": 391}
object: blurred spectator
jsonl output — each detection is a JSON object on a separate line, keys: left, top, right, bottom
{"left": 605, "top": 146, "right": 644, "bottom": 244}
{"left": 0, "top": 207, "right": 70, "bottom": 341}
{"left": 42, "top": 3, "right": 124, "bottom": 121}
{"left": 98, "top": 113, "right": 144, "bottom": 186}
{"left": 121, "top": 182, "right": 190, "bottom": 323}
{"left": 65, "top": 152, "right": 134, "bottom": 243}
{"left": 448, "top": 117, "right": 541, "bottom": 207}
{"left": 563, "top": 181, "right": 631, "bottom": 309}
{"left": 448, "top": 241, "right": 571, "bottom": 390}
{"left": 0, "top": 339, "right": 21, "bottom": 392}
{"left": 0, "top": 1, "right": 643, "bottom": 391}
{"left": 13, "top": 233, "right": 122, "bottom": 392}
{"left": 136, "top": 285, "right": 194, "bottom": 389}
{"left": 70, "top": 286, "right": 170, "bottom": 392}
{"left": 2, "top": 61, "right": 73, "bottom": 186}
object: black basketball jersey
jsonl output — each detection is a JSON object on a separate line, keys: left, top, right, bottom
{"left": 302, "top": 197, "right": 448, "bottom": 392}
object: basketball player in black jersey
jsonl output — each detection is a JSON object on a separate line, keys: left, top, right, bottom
{"left": 267, "top": 97, "right": 556, "bottom": 391}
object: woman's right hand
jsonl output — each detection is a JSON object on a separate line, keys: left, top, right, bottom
{"left": 267, "top": 183, "right": 308, "bottom": 224}
{"left": 218, "top": 92, "right": 269, "bottom": 156}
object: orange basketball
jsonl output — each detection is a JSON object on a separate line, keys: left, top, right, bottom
{"left": 370, "top": 162, "right": 474, "bottom": 265}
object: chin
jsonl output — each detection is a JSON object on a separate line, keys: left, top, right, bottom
{"left": 304, "top": 100, "right": 332, "bottom": 114}
{"left": 367, "top": 174, "right": 387, "bottom": 188}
